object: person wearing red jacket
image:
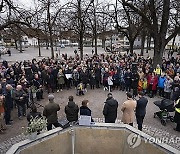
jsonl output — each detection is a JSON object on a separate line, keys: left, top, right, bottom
{"left": 147, "top": 72, "right": 158, "bottom": 98}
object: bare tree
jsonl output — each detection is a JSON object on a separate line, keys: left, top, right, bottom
{"left": 122, "top": 0, "right": 180, "bottom": 66}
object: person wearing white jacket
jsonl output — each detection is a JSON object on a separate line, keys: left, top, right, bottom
{"left": 108, "top": 75, "right": 113, "bottom": 92}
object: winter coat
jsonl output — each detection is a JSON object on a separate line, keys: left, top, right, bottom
{"left": 43, "top": 101, "right": 60, "bottom": 124}
{"left": 103, "top": 97, "right": 118, "bottom": 123}
{"left": 113, "top": 73, "right": 119, "bottom": 85}
{"left": 124, "top": 72, "right": 132, "bottom": 85}
{"left": 164, "top": 79, "right": 173, "bottom": 93}
{"left": 80, "top": 106, "right": 91, "bottom": 116}
{"left": 89, "top": 73, "right": 96, "bottom": 85}
{"left": 4, "top": 90, "right": 13, "bottom": 110}
{"left": 136, "top": 97, "right": 148, "bottom": 116}
{"left": 131, "top": 73, "right": 139, "bottom": 88}
{"left": 95, "top": 68, "right": 101, "bottom": 81}
{"left": 108, "top": 76, "right": 113, "bottom": 86}
{"left": 147, "top": 75, "right": 158, "bottom": 90}
{"left": 121, "top": 99, "right": 136, "bottom": 124}
{"left": 57, "top": 72, "right": 65, "bottom": 85}
{"left": 13, "top": 90, "right": 27, "bottom": 105}
{"left": 80, "top": 71, "right": 89, "bottom": 84}
{"left": 65, "top": 101, "right": 79, "bottom": 122}
{"left": 158, "top": 76, "right": 166, "bottom": 88}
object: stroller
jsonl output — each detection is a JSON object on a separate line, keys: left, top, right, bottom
{"left": 153, "top": 99, "right": 174, "bottom": 126}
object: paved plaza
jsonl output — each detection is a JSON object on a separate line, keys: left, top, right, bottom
{"left": 0, "top": 88, "right": 180, "bottom": 153}
{"left": 0, "top": 47, "right": 179, "bottom": 153}
{"left": 0, "top": 46, "right": 177, "bottom": 63}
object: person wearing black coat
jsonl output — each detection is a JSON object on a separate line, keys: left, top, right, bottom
{"left": 32, "top": 74, "right": 43, "bottom": 101}
{"left": 4, "top": 84, "right": 13, "bottom": 125}
{"left": 89, "top": 70, "right": 96, "bottom": 89}
{"left": 65, "top": 96, "right": 79, "bottom": 122}
{"left": 131, "top": 72, "right": 139, "bottom": 97}
{"left": 103, "top": 93, "right": 118, "bottom": 123}
{"left": 124, "top": 69, "right": 132, "bottom": 92}
{"left": 80, "top": 69, "right": 89, "bottom": 89}
{"left": 14, "top": 85, "right": 28, "bottom": 119}
{"left": 135, "top": 92, "right": 148, "bottom": 131}
{"left": 95, "top": 66, "right": 101, "bottom": 88}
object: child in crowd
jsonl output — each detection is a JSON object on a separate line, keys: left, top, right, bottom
{"left": 142, "top": 78, "right": 148, "bottom": 94}
{"left": 76, "top": 81, "right": 85, "bottom": 96}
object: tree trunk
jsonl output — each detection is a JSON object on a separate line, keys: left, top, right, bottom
{"left": 49, "top": 29, "right": 54, "bottom": 59}
{"left": 153, "top": 36, "right": 164, "bottom": 68}
{"left": 46, "top": 39, "right": 49, "bottom": 49}
{"left": 129, "top": 40, "right": 134, "bottom": 55}
{"left": 79, "top": 31, "right": 83, "bottom": 60}
{"left": 102, "top": 38, "right": 105, "bottom": 48}
{"left": 171, "top": 36, "right": 176, "bottom": 52}
{"left": 140, "top": 31, "right": 145, "bottom": 56}
{"left": 146, "top": 36, "right": 151, "bottom": 53}
{"left": 19, "top": 38, "right": 23, "bottom": 53}
{"left": 94, "top": 34, "right": 97, "bottom": 55}
{"left": 15, "top": 40, "right": 18, "bottom": 49}
{"left": 38, "top": 37, "right": 41, "bottom": 57}
{"left": 91, "top": 38, "right": 94, "bottom": 48}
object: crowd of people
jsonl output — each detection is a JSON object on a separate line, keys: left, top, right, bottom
{"left": 0, "top": 51, "right": 180, "bottom": 133}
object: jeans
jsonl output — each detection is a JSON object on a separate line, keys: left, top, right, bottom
{"left": 17, "top": 104, "right": 26, "bottom": 117}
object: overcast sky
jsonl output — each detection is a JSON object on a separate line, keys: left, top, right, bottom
{"left": 17, "top": 0, "right": 117, "bottom": 8}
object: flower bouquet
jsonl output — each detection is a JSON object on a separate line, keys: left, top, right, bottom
{"left": 25, "top": 116, "right": 47, "bottom": 140}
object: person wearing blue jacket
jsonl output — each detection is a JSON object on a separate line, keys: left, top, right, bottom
{"left": 158, "top": 73, "right": 166, "bottom": 97}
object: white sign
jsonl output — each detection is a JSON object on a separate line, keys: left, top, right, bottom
{"left": 79, "top": 115, "right": 91, "bottom": 126}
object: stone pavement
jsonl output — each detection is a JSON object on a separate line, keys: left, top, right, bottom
{"left": 0, "top": 88, "right": 179, "bottom": 153}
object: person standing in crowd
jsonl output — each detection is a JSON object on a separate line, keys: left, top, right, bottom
{"left": 119, "top": 67, "right": 125, "bottom": 91}
{"left": 103, "top": 68, "right": 109, "bottom": 91}
{"left": 174, "top": 98, "right": 180, "bottom": 132}
{"left": 135, "top": 92, "right": 148, "bottom": 131}
{"left": 107, "top": 74, "right": 113, "bottom": 92}
{"left": 124, "top": 69, "right": 132, "bottom": 92}
{"left": 147, "top": 72, "right": 158, "bottom": 98}
{"left": 14, "top": 85, "right": 27, "bottom": 119}
{"left": 0, "top": 95, "right": 6, "bottom": 133}
{"left": 154, "top": 64, "right": 162, "bottom": 77}
{"left": 57, "top": 69, "right": 65, "bottom": 92}
{"left": 46, "top": 71, "right": 55, "bottom": 93}
{"left": 164, "top": 75, "right": 173, "bottom": 99}
{"left": 131, "top": 72, "right": 139, "bottom": 97}
{"left": 121, "top": 92, "right": 136, "bottom": 126}
{"left": 72, "top": 68, "right": 80, "bottom": 88}
{"left": 103, "top": 93, "right": 118, "bottom": 123}
{"left": 33, "top": 74, "right": 43, "bottom": 101}
{"left": 65, "top": 96, "right": 79, "bottom": 122}
{"left": 43, "top": 94, "right": 61, "bottom": 131}
{"left": 158, "top": 73, "right": 166, "bottom": 97}
{"left": 95, "top": 65, "right": 101, "bottom": 88}
{"left": 4, "top": 84, "right": 13, "bottom": 125}
{"left": 89, "top": 70, "right": 96, "bottom": 89}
